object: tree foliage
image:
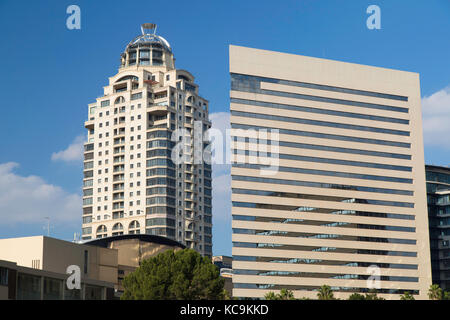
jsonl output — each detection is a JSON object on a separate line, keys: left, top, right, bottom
{"left": 400, "top": 291, "right": 415, "bottom": 300}
{"left": 428, "top": 284, "right": 443, "bottom": 300}
{"left": 347, "top": 290, "right": 384, "bottom": 300}
{"left": 264, "top": 288, "right": 296, "bottom": 300}
{"left": 363, "top": 290, "right": 385, "bottom": 300}
{"left": 121, "top": 249, "right": 224, "bottom": 300}
{"left": 348, "top": 293, "right": 366, "bottom": 300}
{"left": 317, "top": 285, "right": 335, "bottom": 300}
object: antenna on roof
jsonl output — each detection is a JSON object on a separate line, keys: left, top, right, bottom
{"left": 43, "top": 217, "right": 53, "bottom": 237}
{"left": 141, "top": 23, "right": 157, "bottom": 35}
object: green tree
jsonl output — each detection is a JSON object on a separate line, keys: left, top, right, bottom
{"left": 264, "top": 289, "right": 296, "bottom": 300}
{"left": 264, "top": 291, "right": 278, "bottom": 300}
{"left": 347, "top": 291, "right": 384, "bottom": 300}
{"left": 278, "top": 288, "right": 295, "bottom": 300}
{"left": 428, "top": 284, "right": 443, "bottom": 300}
{"left": 348, "top": 293, "right": 366, "bottom": 300}
{"left": 317, "top": 285, "right": 335, "bottom": 300}
{"left": 444, "top": 291, "right": 450, "bottom": 300}
{"left": 121, "top": 249, "right": 224, "bottom": 300}
{"left": 364, "top": 290, "right": 385, "bottom": 300}
{"left": 222, "top": 289, "right": 233, "bottom": 300}
{"left": 400, "top": 292, "right": 415, "bottom": 300}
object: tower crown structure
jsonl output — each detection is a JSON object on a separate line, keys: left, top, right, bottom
{"left": 120, "top": 23, "right": 175, "bottom": 70}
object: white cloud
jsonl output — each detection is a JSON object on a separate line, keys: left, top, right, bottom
{"left": 422, "top": 86, "right": 450, "bottom": 148}
{"left": 51, "top": 135, "right": 85, "bottom": 162}
{"left": 0, "top": 162, "right": 81, "bottom": 225}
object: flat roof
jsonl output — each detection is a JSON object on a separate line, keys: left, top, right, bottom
{"left": 84, "top": 234, "right": 185, "bottom": 249}
{"left": 425, "top": 164, "right": 450, "bottom": 173}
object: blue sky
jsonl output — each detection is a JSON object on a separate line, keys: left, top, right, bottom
{"left": 0, "top": 0, "right": 448, "bottom": 256}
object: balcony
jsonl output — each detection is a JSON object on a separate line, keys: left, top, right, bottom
{"left": 154, "top": 91, "right": 168, "bottom": 101}
{"left": 84, "top": 152, "right": 94, "bottom": 161}
{"left": 113, "top": 194, "right": 125, "bottom": 201}
{"left": 114, "top": 83, "right": 127, "bottom": 93}
{"left": 84, "top": 143, "right": 94, "bottom": 152}
{"left": 113, "top": 184, "right": 125, "bottom": 192}
{"left": 113, "top": 165, "right": 125, "bottom": 173}
{"left": 114, "top": 138, "right": 125, "bottom": 145}
{"left": 114, "top": 128, "right": 126, "bottom": 136}
{"left": 113, "top": 147, "right": 125, "bottom": 155}
{"left": 112, "top": 203, "right": 125, "bottom": 210}
{"left": 113, "top": 156, "right": 125, "bottom": 164}
{"left": 147, "top": 103, "right": 169, "bottom": 116}
{"left": 114, "top": 118, "right": 126, "bottom": 126}
{"left": 113, "top": 174, "right": 125, "bottom": 182}
{"left": 85, "top": 119, "right": 94, "bottom": 130}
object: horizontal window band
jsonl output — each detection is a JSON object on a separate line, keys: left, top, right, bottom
{"left": 233, "top": 163, "right": 413, "bottom": 184}
{"left": 231, "top": 136, "right": 411, "bottom": 160}
{"left": 232, "top": 201, "right": 415, "bottom": 220}
{"left": 232, "top": 242, "right": 417, "bottom": 257}
{"left": 231, "top": 75, "right": 409, "bottom": 113}
{"left": 232, "top": 283, "right": 418, "bottom": 295}
{"left": 233, "top": 269, "right": 418, "bottom": 282}
{"left": 232, "top": 189, "right": 414, "bottom": 208}
{"left": 232, "top": 215, "right": 415, "bottom": 234}
{"left": 232, "top": 175, "right": 413, "bottom": 196}
{"left": 231, "top": 110, "right": 410, "bottom": 137}
{"left": 231, "top": 250, "right": 417, "bottom": 270}
{"left": 231, "top": 123, "right": 411, "bottom": 150}
{"left": 231, "top": 98, "right": 409, "bottom": 124}
{"left": 230, "top": 73, "right": 409, "bottom": 102}
{"left": 232, "top": 147, "right": 412, "bottom": 172}
{"left": 232, "top": 228, "right": 415, "bottom": 244}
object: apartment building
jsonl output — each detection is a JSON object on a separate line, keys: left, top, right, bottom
{"left": 82, "top": 24, "right": 212, "bottom": 256}
{"left": 229, "top": 45, "right": 432, "bottom": 299}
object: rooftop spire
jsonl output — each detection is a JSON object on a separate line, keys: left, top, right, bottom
{"left": 141, "top": 23, "right": 157, "bottom": 35}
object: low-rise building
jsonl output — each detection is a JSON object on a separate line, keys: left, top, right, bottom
{"left": 0, "top": 234, "right": 184, "bottom": 299}
{"left": 212, "top": 255, "right": 233, "bottom": 297}
{"left": 0, "top": 259, "right": 114, "bottom": 300}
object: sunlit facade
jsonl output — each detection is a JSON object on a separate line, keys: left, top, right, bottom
{"left": 229, "top": 45, "right": 432, "bottom": 299}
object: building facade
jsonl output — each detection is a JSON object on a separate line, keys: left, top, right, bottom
{"left": 0, "top": 259, "right": 114, "bottom": 300}
{"left": 426, "top": 165, "right": 450, "bottom": 290}
{"left": 229, "top": 45, "right": 432, "bottom": 299}
{"left": 212, "top": 256, "right": 233, "bottom": 297}
{"left": 82, "top": 24, "right": 212, "bottom": 257}
{"left": 0, "top": 235, "right": 185, "bottom": 299}
{"left": 0, "top": 236, "right": 116, "bottom": 300}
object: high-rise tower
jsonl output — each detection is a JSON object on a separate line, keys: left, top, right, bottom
{"left": 229, "top": 45, "right": 432, "bottom": 299}
{"left": 81, "top": 24, "right": 213, "bottom": 257}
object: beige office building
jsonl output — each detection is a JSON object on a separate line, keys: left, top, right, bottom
{"left": 82, "top": 24, "right": 212, "bottom": 257}
{"left": 229, "top": 45, "right": 432, "bottom": 299}
{"left": 0, "top": 236, "right": 116, "bottom": 300}
{"left": 0, "top": 234, "right": 185, "bottom": 299}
